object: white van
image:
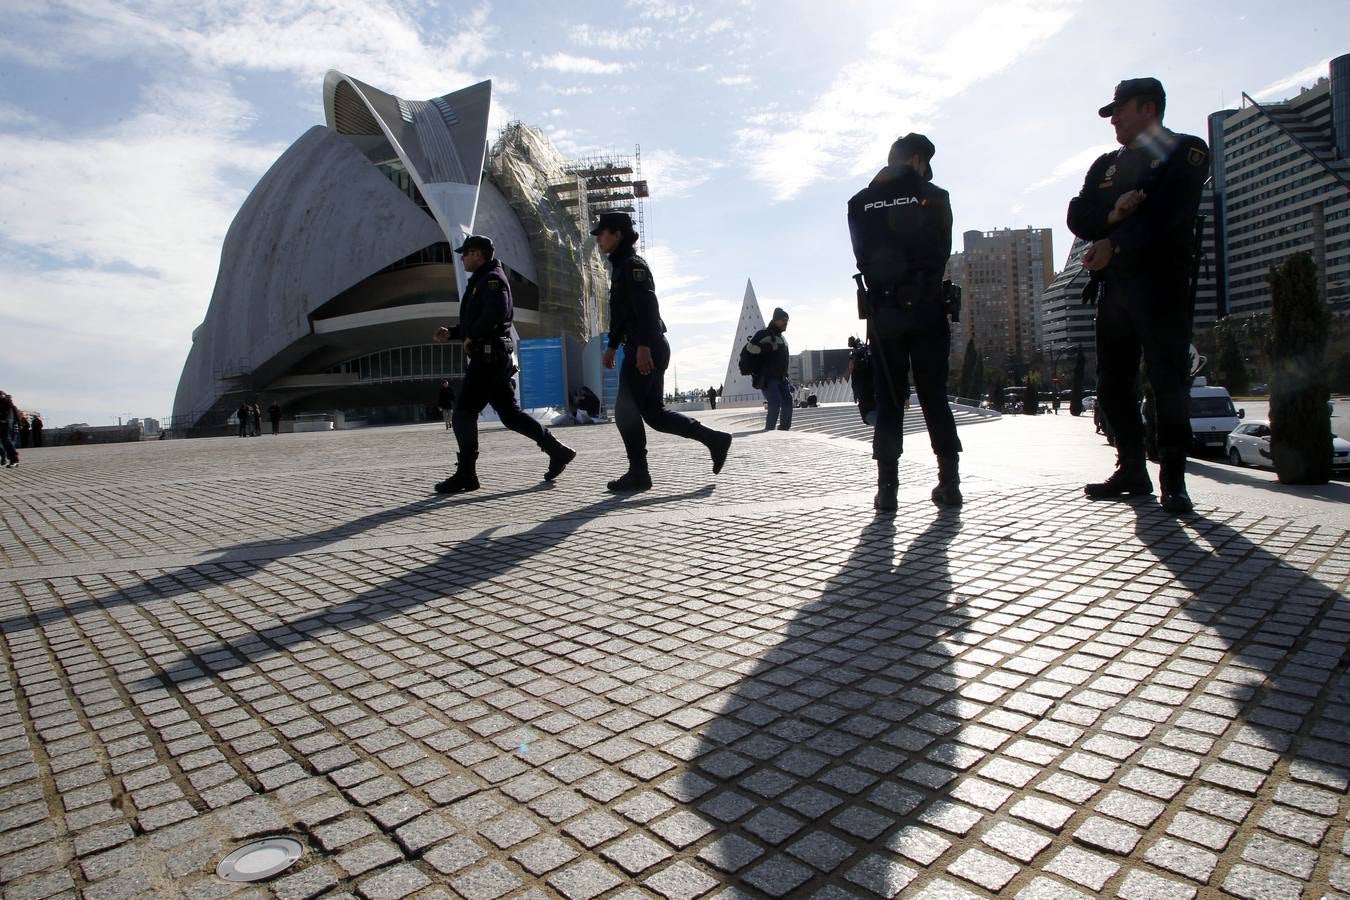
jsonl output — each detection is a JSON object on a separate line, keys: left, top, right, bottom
{"left": 1189, "top": 378, "right": 1243, "bottom": 454}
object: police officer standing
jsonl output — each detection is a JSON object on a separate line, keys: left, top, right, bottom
{"left": 432, "top": 235, "right": 575, "bottom": 494}
{"left": 847, "top": 133, "right": 962, "bottom": 512}
{"left": 1068, "top": 78, "right": 1208, "bottom": 515}
{"left": 593, "top": 212, "right": 732, "bottom": 491}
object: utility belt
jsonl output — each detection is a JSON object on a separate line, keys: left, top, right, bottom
{"left": 471, "top": 338, "right": 514, "bottom": 362}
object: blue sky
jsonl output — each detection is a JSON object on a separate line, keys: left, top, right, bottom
{"left": 0, "top": 0, "right": 1345, "bottom": 426}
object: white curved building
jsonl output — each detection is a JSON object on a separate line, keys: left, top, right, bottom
{"left": 173, "top": 72, "right": 606, "bottom": 432}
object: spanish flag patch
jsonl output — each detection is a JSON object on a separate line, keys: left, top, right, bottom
{"left": 1187, "top": 147, "right": 1207, "bottom": 167}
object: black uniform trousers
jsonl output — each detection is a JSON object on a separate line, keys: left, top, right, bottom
{"left": 452, "top": 354, "right": 550, "bottom": 457}
{"left": 616, "top": 337, "right": 706, "bottom": 466}
{"left": 870, "top": 303, "right": 961, "bottom": 461}
{"left": 1095, "top": 271, "right": 1192, "bottom": 454}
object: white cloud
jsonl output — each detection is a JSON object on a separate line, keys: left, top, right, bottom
{"left": 640, "top": 149, "right": 723, "bottom": 200}
{"left": 1024, "top": 143, "right": 1115, "bottom": 193}
{"left": 736, "top": 0, "right": 1080, "bottom": 200}
{"left": 0, "top": 102, "right": 38, "bottom": 127}
{"left": 571, "top": 24, "right": 654, "bottom": 51}
{"left": 533, "top": 53, "right": 628, "bottom": 76}
{"left": 1250, "top": 58, "right": 1331, "bottom": 102}
{"left": 717, "top": 74, "right": 753, "bottom": 87}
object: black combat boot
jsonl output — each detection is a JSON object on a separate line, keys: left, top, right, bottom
{"left": 434, "top": 453, "right": 480, "bottom": 494}
{"left": 607, "top": 466, "right": 652, "bottom": 493}
{"left": 873, "top": 458, "right": 899, "bottom": 513}
{"left": 541, "top": 433, "right": 576, "bottom": 482}
{"left": 932, "top": 454, "right": 963, "bottom": 507}
{"left": 699, "top": 427, "right": 733, "bottom": 475}
{"left": 1158, "top": 448, "right": 1194, "bottom": 515}
{"left": 1084, "top": 444, "right": 1152, "bottom": 499}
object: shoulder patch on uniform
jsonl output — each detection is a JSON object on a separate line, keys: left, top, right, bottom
{"left": 1187, "top": 147, "right": 1207, "bottom": 167}
{"left": 487, "top": 277, "right": 503, "bottom": 288}
{"left": 632, "top": 268, "right": 647, "bottom": 282}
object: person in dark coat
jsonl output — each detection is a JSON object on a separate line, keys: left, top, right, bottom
{"left": 0, "top": 392, "right": 19, "bottom": 467}
{"left": 746, "top": 309, "right": 792, "bottom": 430}
{"left": 1069, "top": 77, "right": 1208, "bottom": 514}
{"left": 593, "top": 212, "right": 732, "bottom": 491}
{"left": 437, "top": 381, "right": 455, "bottom": 430}
{"left": 268, "top": 402, "right": 282, "bottom": 435}
{"left": 30, "top": 413, "right": 43, "bottom": 448}
{"left": 432, "top": 235, "right": 576, "bottom": 493}
{"left": 237, "top": 402, "right": 250, "bottom": 438}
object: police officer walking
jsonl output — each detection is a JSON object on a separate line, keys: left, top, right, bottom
{"left": 593, "top": 212, "right": 732, "bottom": 492}
{"left": 746, "top": 309, "right": 792, "bottom": 431}
{"left": 1068, "top": 78, "right": 1208, "bottom": 515}
{"left": 847, "top": 133, "right": 962, "bottom": 512}
{"left": 432, "top": 235, "right": 575, "bottom": 494}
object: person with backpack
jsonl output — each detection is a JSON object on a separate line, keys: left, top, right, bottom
{"left": 846, "top": 336, "right": 877, "bottom": 425}
{"left": 744, "top": 309, "right": 792, "bottom": 431}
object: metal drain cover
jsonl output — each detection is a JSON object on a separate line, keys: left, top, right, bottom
{"left": 217, "top": 837, "right": 303, "bottom": 882}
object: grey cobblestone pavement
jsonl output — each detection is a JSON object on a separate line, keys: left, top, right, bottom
{"left": 0, "top": 418, "right": 1347, "bottom": 899}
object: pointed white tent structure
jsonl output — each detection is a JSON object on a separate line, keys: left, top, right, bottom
{"left": 721, "top": 279, "right": 767, "bottom": 405}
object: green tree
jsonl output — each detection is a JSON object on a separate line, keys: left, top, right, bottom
{"left": 1268, "top": 252, "right": 1331, "bottom": 484}
{"left": 1023, "top": 372, "right": 1040, "bottom": 416}
{"left": 1332, "top": 350, "right": 1350, "bottom": 394}
{"left": 988, "top": 367, "right": 1008, "bottom": 412}
{"left": 973, "top": 356, "right": 986, "bottom": 403}
{"left": 1216, "top": 330, "right": 1250, "bottom": 394}
{"left": 1069, "top": 346, "right": 1086, "bottom": 416}
{"left": 957, "top": 338, "right": 978, "bottom": 400}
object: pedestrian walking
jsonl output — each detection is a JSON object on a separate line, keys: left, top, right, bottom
{"left": 847, "top": 132, "right": 963, "bottom": 511}
{"left": 592, "top": 212, "right": 731, "bottom": 492}
{"left": 17, "top": 411, "right": 30, "bottom": 449}
{"left": 237, "top": 402, "right": 250, "bottom": 438}
{"left": 30, "top": 413, "right": 43, "bottom": 448}
{"left": 745, "top": 309, "right": 792, "bottom": 431}
{"left": 707, "top": 385, "right": 717, "bottom": 410}
{"left": 250, "top": 402, "right": 262, "bottom": 437}
{"left": 437, "top": 380, "right": 455, "bottom": 430}
{"left": 268, "top": 402, "right": 282, "bottom": 435}
{"left": 432, "top": 235, "right": 576, "bottom": 494}
{"left": 0, "top": 392, "right": 19, "bottom": 468}
{"left": 1069, "top": 77, "right": 1208, "bottom": 514}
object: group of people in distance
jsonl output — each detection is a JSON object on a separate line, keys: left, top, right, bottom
{"left": 237, "top": 400, "right": 283, "bottom": 437}
{"left": 0, "top": 391, "right": 40, "bottom": 468}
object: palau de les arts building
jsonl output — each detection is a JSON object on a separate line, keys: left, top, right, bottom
{"left": 172, "top": 72, "right": 616, "bottom": 432}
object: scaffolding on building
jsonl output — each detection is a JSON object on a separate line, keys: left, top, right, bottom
{"left": 556, "top": 147, "right": 649, "bottom": 250}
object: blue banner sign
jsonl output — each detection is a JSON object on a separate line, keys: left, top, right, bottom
{"left": 517, "top": 337, "right": 566, "bottom": 409}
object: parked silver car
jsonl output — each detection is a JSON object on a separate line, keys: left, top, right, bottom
{"left": 1225, "top": 419, "right": 1350, "bottom": 474}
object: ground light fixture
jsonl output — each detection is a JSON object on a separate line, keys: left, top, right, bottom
{"left": 216, "top": 837, "right": 303, "bottom": 882}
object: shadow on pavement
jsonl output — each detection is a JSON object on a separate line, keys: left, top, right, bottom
{"left": 673, "top": 509, "right": 966, "bottom": 895}
{"left": 136, "top": 485, "right": 716, "bottom": 689}
{"left": 1188, "top": 459, "right": 1350, "bottom": 501}
{"left": 1132, "top": 508, "right": 1349, "bottom": 773}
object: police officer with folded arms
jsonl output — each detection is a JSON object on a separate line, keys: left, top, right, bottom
{"left": 432, "top": 235, "right": 575, "bottom": 494}
{"left": 847, "top": 133, "right": 963, "bottom": 512}
{"left": 593, "top": 212, "right": 732, "bottom": 492}
{"left": 1069, "top": 78, "right": 1208, "bottom": 515}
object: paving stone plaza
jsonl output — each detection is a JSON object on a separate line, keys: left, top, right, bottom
{"left": 0, "top": 412, "right": 1347, "bottom": 899}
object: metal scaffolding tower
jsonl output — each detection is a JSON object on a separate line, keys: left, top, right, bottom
{"left": 556, "top": 146, "right": 649, "bottom": 250}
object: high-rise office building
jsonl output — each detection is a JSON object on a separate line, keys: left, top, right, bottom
{"left": 947, "top": 228, "right": 1054, "bottom": 368}
{"left": 1208, "top": 53, "right": 1350, "bottom": 318}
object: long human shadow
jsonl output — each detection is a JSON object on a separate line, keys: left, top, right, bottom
{"left": 1187, "top": 459, "right": 1350, "bottom": 500}
{"left": 136, "top": 485, "right": 716, "bottom": 689}
{"left": 3, "top": 480, "right": 605, "bottom": 634}
{"left": 682, "top": 508, "right": 969, "bottom": 894}
{"left": 1132, "top": 507, "right": 1349, "bottom": 766}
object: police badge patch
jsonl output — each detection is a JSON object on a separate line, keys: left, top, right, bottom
{"left": 1187, "top": 147, "right": 1207, "bottom": 167}
{"left": 633, "top": 269, "right": 647, "bottom": 282}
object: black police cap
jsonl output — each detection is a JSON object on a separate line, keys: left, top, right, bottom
{"left": 1099, "top": 77, "right": 1165, "bottom": 117}
{"left": 889, "top": 133, "right": 936, "bottom": 180}
{"left": 454, "top": 235, "right": 494, "bottom": 255}
{"left": 590, "top": 211, "right": 634, "bottom": 236}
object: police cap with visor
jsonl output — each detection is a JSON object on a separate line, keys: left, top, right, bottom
{"left": 454, "top": 235, "right": 495, "bottom": 256}
{"left": 888, "top": 132, "right": 936, "bottom": 181}
{"left": 590, "top": 211, "right": 635, "bottom": 236}
{"left": 1099, "top": 77, "right": 1165, "bottom": 117}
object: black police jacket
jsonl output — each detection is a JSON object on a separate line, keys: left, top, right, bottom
{"left": 450, "top": 259, "right": 514, "bottom": 343}
{"left": 1067, "top": 127, "right": 1208, "bottom": 278}
{"left": 606, "top": 244, "right": 666, "bottom": 350}
{"left": 847, "top": 165, "right": 952, "bottom": 294}
{"left": 746, "top": 324, "right": 789, "bottom": 380}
